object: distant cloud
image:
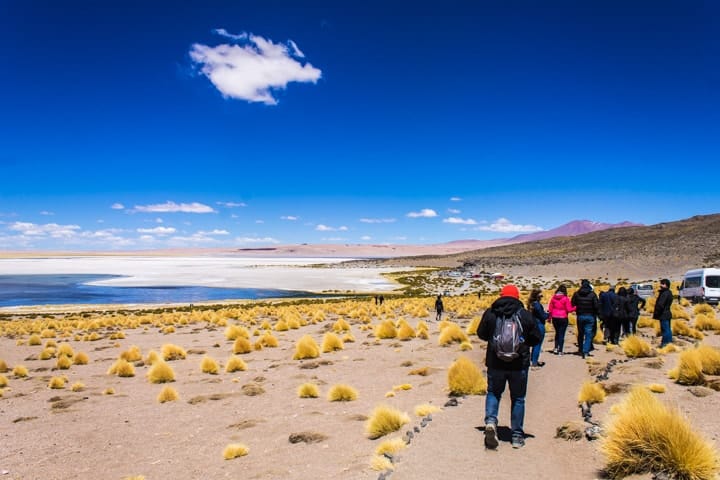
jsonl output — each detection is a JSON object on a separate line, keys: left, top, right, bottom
{"left": 235, "top": 236, "right": 280, "bottom": 244}
{"left": 133, "top": 201, "right": 216, "bottom": 214}
{"left": 217, "top": 201, "right": 247, "bottom": 208}
{"left": 322, "top": 237, "right": 347, "bottom": 242}
{"left": 474, "top": 217, "right": 544, "bottom": 233}
{"left": 9, "top": 222, "right": 80, "bottom": 238}
{"left": 137, "top": 227, "right": 176, "bottom": 235}
{"left": 281, "top": 215, "right": 299, "bottom": 221}
{"left": 406, "top": 209, "right": 438, "bottom": 218}
{"left": 443, "top": 217, "right": 477, "bottom": 225}
{"left": 391, "top": 236, "right": 407, "bottom": 241}
{"left": 255, "top": 219, "right": 265, "bottom": 224}
{"left": 316, "top": 224, "right": 348, "bottom": 232}
{"left": 190, "top": 30, "right": 322, "bottom": 105}
{"left": 198, "top": 229, "right": 229, "bottom": 236}
{"left": 359, "top": 218, "right": 396, "bottom": 224}
{"left": 450, "top": 196, "right": 462, "bottom": 202}
{"left": 360, "top": 235, "right": 372, "bottom": 241}
{"left": 111, "top": 203, "right": 125, "bottom": 210}
{"left": 447, "top": 208, "right": 461, "bottom": 214}
{"left": 39, "top": 211, "right": 54, "bottom": 216}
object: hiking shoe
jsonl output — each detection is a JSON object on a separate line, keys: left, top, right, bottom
{"left": 484, "top": 423, "right": 499, "bottom": 449}
{"left": 511, "top": 435, "right": 525, "bottom": 449}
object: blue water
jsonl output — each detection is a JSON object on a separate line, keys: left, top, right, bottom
{"left": 0, "top": 275, "right": 315, "bottom": 307}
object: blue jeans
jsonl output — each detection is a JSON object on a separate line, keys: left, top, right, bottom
{"left": 660, "top": 318, "right": 672, "bottom": 347}
{"left": 484, "top": 368, "right": 529, "bottom": 438}
{"left": 531, "top": 320, "right": 545, "bottom": 365}
{"left": 552, "top": 318, "right": 568, "bottom": 352}
{"left": 577, "top": 315, "right": 595, "bottom": 355}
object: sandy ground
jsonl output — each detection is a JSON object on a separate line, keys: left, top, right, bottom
{"left": 1, "top": 296, "right": 720, "bottom": 480}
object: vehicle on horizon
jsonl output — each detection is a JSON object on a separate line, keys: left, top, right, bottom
{"left": 679, "top": 268, "right": 720, "bottom": 305}
{"left": 630, "top": 283, "right": 654, "bottom": 300}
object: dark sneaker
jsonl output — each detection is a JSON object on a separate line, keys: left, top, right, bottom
{"left": 511, "top": 435, "right": 525, "bottom": 449}
{"left": 484, "top": 423, "right": 499, "bottom": 449}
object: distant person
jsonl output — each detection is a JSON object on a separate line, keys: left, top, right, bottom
{"left": 598, "top": 285, "right": 617, "bottom": 344}
{"left": 373, "top": 295, "right": 378, "bottom": 305}
{"left": 477, "top": 284, "right": 541, "bottom": 449}
{"left": 571, "top": 279, "right": 600, "bottom": 359}
{"left": 435, "top": 295, "right": 444, "bottom": 321}
{"left": 547, "top": 285, "right": 576, "bottom": 355}
{"left": 626, "top": 287, "right": 646, "bottom": 335}
{"left": 653, "top": 279, "right": 674, "bottom": 348}
{"left": 378, "top": 295, "right": 384, "bottom": 305}
{"left": 527, "top": 289, "right": 549, "bottom": 368}
{"left": 614, "top": 287, "right": 631, "bottom": 342}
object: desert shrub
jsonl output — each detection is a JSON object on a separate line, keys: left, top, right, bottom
{"left": 57, "top": 343, "right": 74, "bottom": 357}
{"left": 71, "top": 382, "right": 85, "bottom": 392}
{"left": 28, "top": 334, "right": 42, "bottom": 346}
{"left": 0, "top": 359, "right": 7, "bottom": 373}
{"left": 200, "top": 356, "right": 219, "bottom": 374}
{"left": 120, "top": 345, "right": 142, "bottom": 362}
{"left": 671, "top": 304, "right": 691, "bottom": 321}
{"left": 41, "top": 329, "right": 56, "bottom": 338}
{"left": 103, "top": 388, "right": 115, "bottom": 395}
{"left": 375, "top": 320, "right": 397, "bottom": 339}
{"left": 232, "top": 337, "right": 253, "bottom": 354}
{"left": 439, "top": 323, "right": 469, "bottom": 346}
{"left": 48, "top": 376, "right": 66, "bottom": 389}
{"left": 343, "top": 333, "right": 355, "bottom": 343}
{"left": 108, "top": 358, "right": 135, "bottom": 377}
{"left": 147, "top": 361, "right": 175, "bottom": 383}
{"left": 620, "top": 335, "right": 653, "bottom": 358}
{"left": 447, "top": 356, "right": 487, "bottom": 395}
{"left": 157, "top": 386, "right": 179, "bottom": 403}
{"left": 396, "top": 322, "right": 416, "bottom": 341}
{"left": 162, "top": 326, "right": 175, "bottom": 334}
{"left": 658, "top": 344, "right": 680, "bottom": 355}
{"left": 408, "top": 367, "right": 429, "bottom": 376}
{"left": 223, "top": 443, "right": 249, "bottom": 460}
{"left": 693, "top": 304, "right": 716, "bottom": 316}
{"left": 375, "top": 437, "right": 406, "bottom": 456}
{"left": 161, "top": 344, "right": 187, "bottom": 361}
{"left": 297, "top": 383, "right": 320, "bottom": 398}
{"left": 73, "top": 351, "right": 89, "bottom": 365}
{"left": 274, "top": 320, "right": 289, "bottom": 331}
{"left": 56, "top": 355, "right": 72, "bottom": 370}
{"left": 0, "top": 375, "right": 7, "bottom": 388}
{"left": 365, "top": 404, "right": 410, "bottom": 439}
{"left": 224, "top": 325, "right": 245, "bottom": 340}
{"left": 225, "top": 356, "right": 247, "bottom": 373}
{"left": 636, "top": 316, "right": 655, "bottom": 329}
{"left": 672, "top": 349, "right": 705, "bottom": 385}
{"left": 696, "top": 345, "right": 720, "bottom": 375}
{"left": 321, "top": 332, "right": 344, "bottom": 353}
{"left": 601, "top": 386, "right": 719, "bottom": 479}
{"left": 145, "top": 350, "right": 161, "bottom": 366}
{"left": 416, "top": 320, "right": 429, "bottom": 332}
{"left": 648, "top": 383, "right": 666, "bottom": 393}
{"left": 39, "top": 348, "right": 56, "bottom": 360}
{"left": 460, "top": 341, "right": 473, "bottom": 351}
{"left": 671, "top": 321, "right": 704, "bottom": 340}
{"left": 293, "top": 335, "right": 320, "bottom": 360}
{"left": 466, "top": 316, "right": 481, "bottom": 335}
{"left": 694, "top": 314, "right": 720, "bottom": 331}
{"left": 578, "top": 381, "right": 606, "bottom": 405}
{"left": 327, "top": 384, "right": 358, "bottom": 402}
{"left": 414, "top": 403, "right": 441, "bottom": 417}
{"left": 260, "top": 332, "right": 279, "bottom": 347}
{"left": 371, "top": 455, "right": 394, "bottom": 471}
{"left": 393, "top": 383, "right": 412, "bottom": 391}
{"left": 332, "top": 318, "right": 351, "bottom": 332}
{"left": 417, "top": 329, "right": 430, "bottom": 340}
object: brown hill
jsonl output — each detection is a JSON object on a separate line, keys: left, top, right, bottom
{"left": 374, "top": 213, "right": 720, "bottom": 282}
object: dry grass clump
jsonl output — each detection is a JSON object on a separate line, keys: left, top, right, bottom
{"left": 224, "top": 325, "right": 247, "bottom": 341}
{"left": 161, "top": 344, "right": 187, "bottom": 361}
{"left": 414, "top": 403, "right": 441, "bottom": 417}
{"left": 120, "top": 345, "right": 142, "bottom": 362}
{"left": 200, "top": 356, "right": 220, "bottom": 374}
{"left": 637, "top": 316, "right": 655, "bottom": 329}
{"left": 73, "top": 351, "right": 89, "bottom": 365}
{"left": 233, "top": 337, "right": 253, "bottom": 354}
{"left": 57, "top": 343, "right": 74, "bottom": 357}
{"left": 619, "top": 335, "right": 654, "bottom": 358}
{"left": 293, "top": 335, "right": 320, "bottom": 360}
{"left": 274, "top": 319, "right": 289, "bottom": 331}
{"left": 147, "top": 360, "right": 175, "bottom": 383}
{"left": 460, "top": 341, "right": 473, "bottom": 351}
{"left": 695, "top": 314, "right": 720, "bottom": 331}
{"left": 332, "top": 318, "right": 351, "bottom": 332}
{"left": 71, "top": 382, "right": 85, "bottom": 392}
{"left": 375, "top": 437, "right": 406, "bottom": 456}
{"left": 578, "top": 381, "right": 606, "bottom": 405}
{"left": 321, "top": 332, "right": 344, "bottom": 353}
{"left": 671, "top": 321, "right": 704, "bottom": 340}
{"left": 0, "top": 375, "right": 8, "bottom": 388}
{"left": 48, "top": 376, "right": 66, "bottom": 389}
{"left": 438, "top": 322, "right": 469, "bottom": 346}
{"left": 669, "top": 349, "right": 705, "bottom": 385}
{"left": 671, "top": 304, "right": 691, "bottom": 321}
{"left": 222, "top": 443, "right": 249, "bottom": 460}
{"left": 375, "top": 320, "right": 397, "bottom": 339}
{"left": 104, "top": 388, "right": 115, "bottom": 395}
{"left": 396, "top": 322, "right": 416, "bottom": 341}
{"left": 297, "top": 383, "right": 320, "bottom": 398}
{"left": 225, "top": 355, "right": 247, "bottom": 373}
{"left": 693, "top": 304, "right": 716, "bottom": 316}
{"left": 39, "top": 347, "right": 56, "bottom": 360}
{"left": 28, "top": 334, "right": 42, "bottom": 346}
{"left": 145, "top": 350, "right": 161, "bottom": 366}
{"left": 108, "top": 358, "right": 135, "bottom": 377}
{"left": 447, "top": 356, "right": 487, "bottom": 396}
{"left": 0, "top": 359, "right": 7, "bottom": 373}
{"left": 393, "top": 383, "right": 412, "bottom": 391}
{"left": 157, "top": 385, "right": 180, "bottom": 403}
{"left": 365, "top": 404, "right": 410, "bottom": 439}
{"left": 697, "top": 345, "right": 720, "bottom": 375}
{"left": 260, "top": 332, "right": 279, "bottom": 348}
{"left": 327, "top": 384, "right": 358, "bottom": 402}
{"left": 408, "top": 366, "right": 430, "bottom": 376}
{"left": 601, "top": 386, "right": 719, "bottom": 480}
{"left": 648, "top": 383, "right": 667, "bottom": 393}
{"left": 371, "top": 455, "right": 394, "bottom": 471}
{"left": 466, "top": 316, "right": 481, "bottom": 335}
{"left": 56, "top": 355, "right": 73, "bottom": 370}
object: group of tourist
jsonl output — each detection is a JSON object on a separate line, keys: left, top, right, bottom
{"left": 476, "top": 279, "right": 675, "bottom": 450}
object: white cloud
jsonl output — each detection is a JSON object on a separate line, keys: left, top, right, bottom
{"left": 137, "top": 226, "right": 177, "bottom": 235}
{"left": 474, "top": 217, "right": 544, "bottom": 233}
{"left": 450, "top": 196, "right": 462, "bottom": 202}
{"left": 133, "top": 201, "right": 216, "bottom": 214}
{"left": 406, "top": 209, "right": 438, "bottom": 218}
{"left": 447, "top": 208, "right": 461, "bottom": 214}
{"left": 9, "top": 222, "right": 81, "bottom": 238}
{"left": 360, "top": 235, "right": 372, "bottom": 241}
{"left": 443, "top": 217, "right": 477, "bottom": 225}
{"left": 156, "top": 218, "right": 163, "bottom": 223}
{"left": 255, "top": 219, "right": 265, "bottom": 224}
{"left": 235, "top": 236, "right": 280, "bottom": 244}
{"left": 391, "top": 236, "right": 407, "bottom": 241}
{"left": 111, "top": 203, "right": 125, "bottom": 210}
{"left": 316, "top": 224, "right": 348, "bottom": 232}
{"left": 39, "top": 211, "right": 54, "bottom": 216}
{"left": 359, "top": 218, "right": 396, "bottom": 224}
{"left": 198, "top": 229, "right": 229, "bottom": 236}
{"left": 281, "top": 215, "right": 298, "bottom": 221}
{"left": 217, "top": 201, "right": 247, "bottom": 208}
{"left": 322, "top": 237, "right": 347, "bottom": 242}
{"left": 190, "top": 30, "right": 322, "bottom": 105}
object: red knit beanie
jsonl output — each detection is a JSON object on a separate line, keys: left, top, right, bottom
{"left": 500, "top": 284, "right": 520, "bottom": 299}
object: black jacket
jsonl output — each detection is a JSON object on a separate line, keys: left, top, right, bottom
{"left": 477, "top": 297, "right": 541, "bottom": 370}
{"left": 571, "top": 286, "right": 599, "bottom": 316}
{"left": 599, "top": 290, "right": 617, "bottom": 319}
{"left": 653, "top": 288, "right": 673, "bottom": 321}
{"left": 627, "top": 293, "right": 646, "bottom": 318}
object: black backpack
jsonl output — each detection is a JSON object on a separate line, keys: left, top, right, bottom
{"left": 612, "top": 296, "right": 625, "bottom": 319}
{"left": 492, "top": 310, "right": 524, "bottom": 362}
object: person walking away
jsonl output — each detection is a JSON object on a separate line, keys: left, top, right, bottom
{"left": 477, "top": 284, "right": 541, "bottom": 449}
{"left": 527, "top": 289, "right": 548, "bottom": 368}
{"left": 626, "top": 287, "right": 646, "bottom": 335}
{"left": 571, "top": 279, "right": 599, "bottom": 358}
{"left": 653, "top": 279, "right": 674, "bottom": 347}
{"left": 547, "top": 285, "right": 576, "bottom": 355}
{"left": 598, "top": 285, "right": 618, "bottom": 344}
{"left": 434, "top": 295, "right": 444, "bottom": 321}
{"left": 614, "top": 287, "right": 631, "bottom": 342}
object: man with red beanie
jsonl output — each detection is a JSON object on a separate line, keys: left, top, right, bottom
{"left": 477, "top": 284, "right": 541, "bottom": 449}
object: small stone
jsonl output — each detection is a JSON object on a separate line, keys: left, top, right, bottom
{"left": 444, "top": 398, "right": 459, "bottom": 407}
{"left": 585, "top": 425, "right": 602, "bottom": 441}
{"left": 413, "top": 426, "right": 420, "bottom": 433}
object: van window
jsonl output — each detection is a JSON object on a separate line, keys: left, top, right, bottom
{"left": 637, "top": 285, "right": 653, "bottom": 291}
{"left": 706, "top": 276, "right": 720, "bottom": 289}
{"left": 685, "top": 277, "right": 702, "bottom": 288}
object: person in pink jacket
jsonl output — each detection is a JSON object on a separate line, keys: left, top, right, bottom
{"left": 547, "top": 284, "right": 576, "bottom": 355}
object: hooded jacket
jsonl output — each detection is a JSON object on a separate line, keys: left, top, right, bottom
{"left": 571, "top": 286, "right": 599, "bottom": 316}
{"left": 477, "top": 296, "right": 541, "bottom": 370}
{"left": 548, "top": 293, "right": 576, "bottom": 319}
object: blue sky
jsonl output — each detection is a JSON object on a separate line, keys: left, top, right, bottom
{"left": 1, "top": 1, "right": 718, "bottom": 250}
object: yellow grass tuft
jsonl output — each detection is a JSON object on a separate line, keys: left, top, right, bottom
{"left": 28, "top": 334, "right": 42, "bottom": 346}
{"left": 447, "top": 356, "right": 487, "bottom": 395}
{"left": 321, "top": 332, "right": 344, "bottom": 353}
{"left": 673, "top": 348, "right": 705, "bottom": 385}
{"left": 670, "top": 320, "right": 704, "bottom": 340}
{"left": 232, "top": 337, "right": 253, "bottom": 354}
{"left": 636, "top": 316, "right": 655, "bottom": 329}
{"left": 200, "top": 356, "right": 220, "bottom": 374}
{"left": 414, "top": 403, "right": 441, "bottom": 417}
{"left": 225, "top": 355, "right": 247, "bottom": 373}
{"left": 71, "top": 382, "right": 85, "bottom": 392}
{"left": 460, "top": 341, "right": 473, "bottom": 351}
{"left": 293, "top": 335, "right": 320, "bottom": 360}
{"left": 327, "top": 384, "right": 358, "bottom": 402}
{"left": 375, "top": 320, "right": 397, "bottom": 339}
{"left": 577, "top": 381, "right": 606, "bottom": 404}
{"left": 145, "top": 350, "right": 161, "bottom": 366}
{"left": 120, "top": 345, "right": 142, "bottom": 362}
{"left": 671, "top": 304, "right": 691, "bottom": 320}
{"left": 365, "top": 404, "right": 410, "bottom": 439}
{"left": 0, "top": 375, "right": 7, "bottom": 388}
{"left": 693, "top": 303, "right": 716, "bottom": 316}
{"left": 0, "top": 359, "right": 7, "bottom": 373}
{"left": 393, "top": 383, "right": 412, "bottom": 391}
{"left": 396, "top": 322, "right": 416, "bottom": 341}
{"left": 57, "top": 343, "right": 74, "bottom": 357}
{"left": 147, "top": 360, "right": 175, "bottom": 383}
{"left": 161, "top": 344, "right": 187, "bottom": 361}
{"left": 332, "top": 318, "right": 351, "bottom": 332}
{"left": 619, "top": 335, "right": 653, "bottom": 358}
{"left": 260, "top": 332, "right": 279, "bottom": 347}
{"left": 224, "top": 324, "right": 246, "bottom": 340}
{"left": 371, "top": 455, "right": 394, "bottom": 471}
{"left": 697, "top": 345, "right": 720, "bottom": 375}
{"left": 297, "top": 383, "right": 320, "bottom": 398}
{"left": 694, "top": 313, "right": 720, "bottom": 331}
{"left": 223, "top": 443, "right": 249, "bottom": 460}
{"left": 56, "top": 355, "right": 72, "bottom": 370}
{"left": 375, "top": 437, "right": 406, "bottom": 456}
{"left": 108, "top": 358, "right": 135, "bottom": 377}
{"left": 39, "top": 347, "right": 56, "bottom": 360}
{"left": 438, "top": 322, "right": 469, "bottom": 346}
{"left": 73, "top": 351, "right": 89, "bottom": 365}
{"left": 648, "top": 383, "right": 666, "bottom": 393}
{"left": 416, "top": 320, "right": 429, "bottom": 332}
{"left": 157, "top": 385, "right": 179, "bottom": 403}
{"left": 601, "top": 386, "right": 719, "bottom": 479}
{"left": 48, "top": 376, "right": 66, "bottom": 389}
{"left": 162, "top": 325, "right": 175, "bottom": 334}
{"left": 466, "top": 316, "right": 481, "bottom": 335}
{"left": 274, "top": 319, "right": 289, "bottom": 331}
{"left": 104, "top": 388, "right": 115, "bottom": 395}
{"left": 343, "top": 333, "right": 355, "bottom": 343}
{"left": 416, "top": 329, "right": 429, "bottom": 340}
{"left": 658, "top": 343, "right": 680, "bottom": 355}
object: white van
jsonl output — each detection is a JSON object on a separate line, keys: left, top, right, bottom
{"left": 679, "top": 268, "right": 720, "bottom": 305}
{"left": 630, "top": 283, "right": 654, "bottom": 300}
